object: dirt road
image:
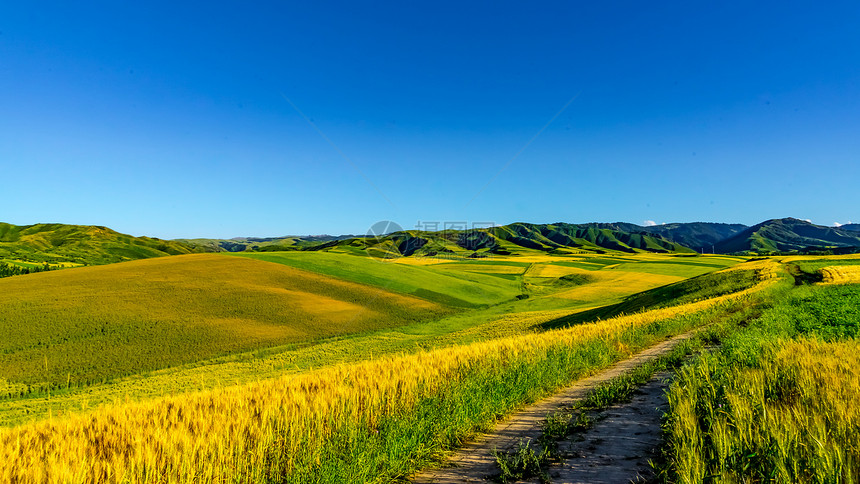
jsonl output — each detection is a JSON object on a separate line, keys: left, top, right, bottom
{"left": 409, "top": 331, "right": 696, "bottom": 483}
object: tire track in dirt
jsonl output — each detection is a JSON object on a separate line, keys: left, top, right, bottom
{"left": 534, "top": 370, "right": 672, "bottom": 483}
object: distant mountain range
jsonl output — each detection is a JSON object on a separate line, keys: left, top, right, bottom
{"left": 3, "top": 218, "right": 860, "bottom": 266}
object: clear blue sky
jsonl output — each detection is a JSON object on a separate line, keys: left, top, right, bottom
{"left": 2, "top": 2, "right": 858, "bottom": 238}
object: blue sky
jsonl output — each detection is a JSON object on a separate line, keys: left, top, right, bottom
{"left": 2, "top": 2, "right": 858, "bottom": 238}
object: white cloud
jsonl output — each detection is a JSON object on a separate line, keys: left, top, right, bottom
{"left": 834, "top": 222, "right": 843, "bottom": 227}
{"left": 643, "top": 220, "right": 658, "bottom": 227}
{"left": 803, "top": 219, "right": 812, "bottom": 223}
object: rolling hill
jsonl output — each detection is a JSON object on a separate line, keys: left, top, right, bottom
{"left": 0, "top": 253, "right": 451, "bottom": 391}
{"left": 713, "top": 218, "right": 860, "bottom": 253}
{"left": 0, "top": 222, "right": 202, "bottom": 265}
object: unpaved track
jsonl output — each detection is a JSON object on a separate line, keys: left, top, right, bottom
{"left": 409, "top": 331, "right": 698, "bottom": 483}
{"left": 535, "top": 370, "right": 672, "bottom": 483}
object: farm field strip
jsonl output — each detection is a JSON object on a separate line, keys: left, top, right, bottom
{"left": 234, "top": 251, "right": 523, "bottom": 307}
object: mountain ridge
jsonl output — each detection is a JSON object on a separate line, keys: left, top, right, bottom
{"left": 3, "top": 218, "right": 859, "bottom": 265}
{"left": 713, "top": 218, "right": 860, "bottom": 253}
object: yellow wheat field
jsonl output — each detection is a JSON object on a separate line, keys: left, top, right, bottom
{"left": 0, "top": 262, "right": 777, "bottom": 483}
{"left": 552, "top": 271, "right": 684, "bottom": 301}
{"left": 668, "top": 338, "right": 860, "bottom": 483}
{"left": 819, "top": 265, "right": 860, "bottom": 285}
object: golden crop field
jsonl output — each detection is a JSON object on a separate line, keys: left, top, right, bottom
{"left": 550, "top": 270, "right": 683, "bottom": 301}
{"left": 819, "top": 265, "right": 860, "bottom": 284}
{"left": 667, "top": 338, "right": 860, "bottom": 483}
{"left": 662, "top": 257, "right": 860, "bottom": 482}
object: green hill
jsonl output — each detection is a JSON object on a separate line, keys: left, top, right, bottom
{"left": 0, "top": 222, "right": 203, "bottom": 265}
{"left": 0, "top": 254, "right": 450, "bottom": 392}
{"left": 236, "top": 251, "right": 524, "bottom": 308}
{"left": 713, "top": 218, "right": 860, "bottom": 253}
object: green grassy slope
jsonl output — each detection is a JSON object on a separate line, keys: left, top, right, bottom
{"left": 0, "top": 254, "right": 451, "bottom": 393}
{"left": 235, "top": 251, "right": 523, "bottom": 307}
{"left": 0, "top": 222, "right": 203, "bottom": 265}
{"left": 540, "top": 265, "right": 760, "bottom": 329}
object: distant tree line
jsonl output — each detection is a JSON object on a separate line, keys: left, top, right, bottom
{"left": 0, "top": 262, "right": 54, "bottom": 279}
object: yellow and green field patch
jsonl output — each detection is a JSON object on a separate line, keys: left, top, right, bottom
{"left": 235, "top": 251, "right": 524, "bottom": 307}
{"left": 551, "top": 271, "right": 684, "bottom": 302}
{"left": 0, "top": 254, "right": 450, "bottom": 392}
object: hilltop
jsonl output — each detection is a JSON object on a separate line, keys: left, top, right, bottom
{"left": 0, "top": 222, "right": 201, "bottom": 265}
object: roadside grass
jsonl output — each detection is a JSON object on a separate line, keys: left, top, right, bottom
{"left": 0, "top": 270, "right": 773, "bottom": 483}
{"left": 661, "top": 272, "right": 860, "bottom": 483}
